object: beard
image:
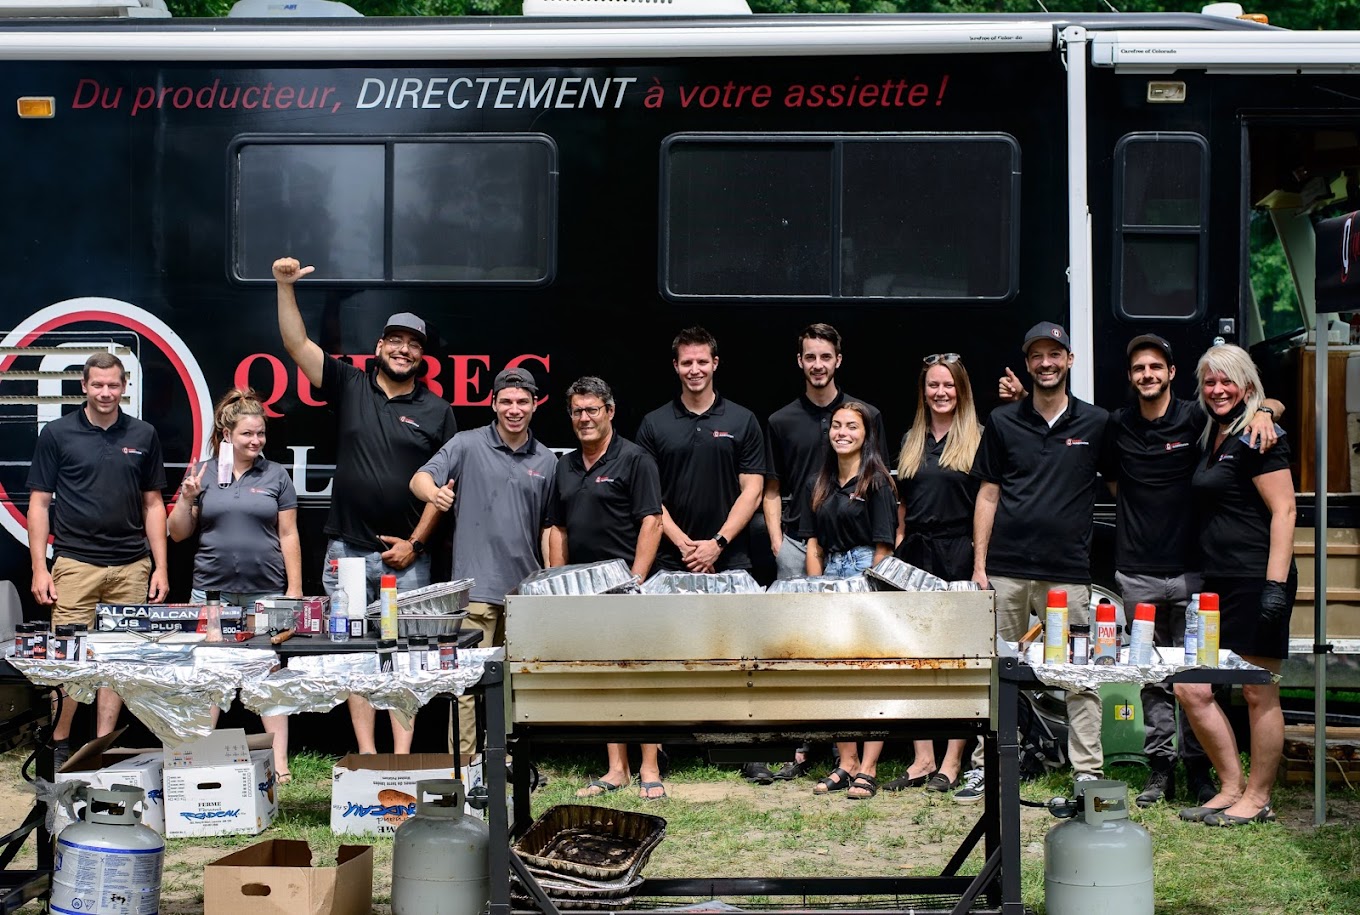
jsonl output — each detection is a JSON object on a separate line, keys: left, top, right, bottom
{"left": 377, "top": 352, "right": 419, "bottom": 383}
{"left": 1135, "top": 379, "right": 1169, "bottom": 401}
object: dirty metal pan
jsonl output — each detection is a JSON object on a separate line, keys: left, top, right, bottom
{"left": 515, "top": 804, "right": 667, "bottom": 882}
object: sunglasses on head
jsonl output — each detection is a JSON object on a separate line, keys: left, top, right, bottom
{"left": 923, "top": 353, "right": 961, "bottom": 366}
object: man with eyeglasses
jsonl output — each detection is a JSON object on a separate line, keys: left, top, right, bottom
{"left": 411, "top": 366, "right": 557, "bottom": 756}
{"left": 274, "top": 256, "right": 457, "bottom": 754}
{"left": 545, "top": 376, "right": 665, "bottom": 798}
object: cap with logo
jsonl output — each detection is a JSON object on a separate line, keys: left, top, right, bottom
{"left": 493, "top": 367, "right": 538, "bottom": 396}
{"left": 382, "top": 312, "right": 427, "bottom": 345}
{"left": 1021, "top": 321, "right": 1070, "bottom": 354}
{"left": 1126, "top": 333, "right": 1174, "bottom": 365}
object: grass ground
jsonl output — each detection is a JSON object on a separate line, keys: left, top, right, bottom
{"left": 3, "top": 748, "right": 1358, "bottom": 913}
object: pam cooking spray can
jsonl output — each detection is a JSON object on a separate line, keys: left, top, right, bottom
{"left": 1044, "top": 589, "right": 1069, "bottom": 665}
{"left": 1093, "top": 600, "right": 1119, "bottom": 665}
{"left": 1197, "top": 592, "right": 1220, "bottom": 667}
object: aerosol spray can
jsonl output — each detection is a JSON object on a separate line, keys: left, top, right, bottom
{"left": 1128, "top": 603, "right": 1157, "bottom": 665}
{"left": 1184, "top": 593, "right": 1200, "bottom": 666}
{"left": 1093, "top": 600, "right": 1119, "bottom": 665}
{"left": 380, "top": 575, "right": 400, "bottom": 641}
{"left": 1044, "top": 589, "right": 1069, "bottom": 665}
{"left": 1197, "top": 592, "right": 1220, "bottom": 667}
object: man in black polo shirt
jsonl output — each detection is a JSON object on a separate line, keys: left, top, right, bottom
{"left": 637, "top": 327, "right": 764, "bottom": 574}
{"left": 546, "top": 376, "right": 665, "bottom": 798}
{"left": 274, "top": 256, "right": 457, "bottom": 754}
{"left": 764, "top": 323, "right": 889, "bottom": 581}
{"left": 957, "top": 321, "right": 1108, "bottom": 804}
{"left": 28, "top": 352, "right": 169, "bottom": 761}
{"left": 1103, "top": 334, "right": 1283, "bottom": 806}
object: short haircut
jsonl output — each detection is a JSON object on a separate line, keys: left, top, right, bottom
{"left": 565, "top": 376, "right": 615, "bottom": 409}
{"left": 672, "top": 326, "right": 718, "bottom": 361}
{"left": 83, "top": 352, "right": 127, "bottom": 383}
{"left": 798, "top": 323, "right": 842, "bottom": 355}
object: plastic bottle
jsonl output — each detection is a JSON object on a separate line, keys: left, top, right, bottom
{"left": 1093, "top": 600, "right": 1119, "bottom": 665}
{"left": 380, "top": 574, "right": 400, "bottom": 641}
{"left": 1197, "top": 592, "right": 1220, "bottom": 667}
{"left": 1043, "top": 588, "right": 1069, "bottom": 665}
{"left": 1184, "top": 593, "right": 1200, "bottom": 666}
{"left": 329, "top": 587, "right": 351, "bottom": 643}
{"left": 203, "top": 589, "right": 223, "bottom": 642}
{"left": 1129, "top": 603, "right": 1157, "bottom": 665}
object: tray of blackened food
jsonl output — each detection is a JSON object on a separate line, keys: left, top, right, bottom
{"left": 514, "top": 804, "right": 667, "bottom": 882}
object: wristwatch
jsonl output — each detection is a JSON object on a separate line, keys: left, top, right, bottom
{"left": 1258, "top": 405, "right": 1275, "bottom": 417}
{"left": 409, "top": 539, "right": 427, "bottom": 556}
{"left": 713, "top": 533, "right": 729, "bottom": 551}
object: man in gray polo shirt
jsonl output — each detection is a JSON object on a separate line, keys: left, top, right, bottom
{"left": 411, "top": 366, "right": 557, "bottom": 755}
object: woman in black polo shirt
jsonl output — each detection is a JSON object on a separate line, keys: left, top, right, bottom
{"left": 1176, "top": 345, "right": 1295, "bottom": 826}
{"left": 883, "top": 354, "right": 981, "bottom": 794}
{"left": 170, "top": 387, "right": 300, "bottom": 782}
{"left": 797, "top": 402, "right": 896, "bottom": 799}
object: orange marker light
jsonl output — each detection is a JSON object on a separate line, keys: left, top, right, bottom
{"left": 17, "top": 97, "right": 55, "bottom": 118}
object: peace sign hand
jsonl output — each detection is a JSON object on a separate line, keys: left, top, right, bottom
{"left": 180, "top": 462, "right": 207, "bottom": 502}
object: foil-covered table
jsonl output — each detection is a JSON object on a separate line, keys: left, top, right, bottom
{"left": 1021, "top": 647, "right": 1276, "bottom": 692}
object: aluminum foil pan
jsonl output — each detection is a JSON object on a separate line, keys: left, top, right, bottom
{"left": 365, "top": 579, "right": 473, "bottom": 616}
{"left": 948, "top": 580, "right": 982, "bottom": 591}
{"left": 864, "top": 556, "right": 947, "bottom": 592}
{"left": 641, "top": 571, "right": 763, "bottom": 595}
{"left": 515, "top": 561, "right": 639, "bottom": 597}
{"left": 766, "top": 575, "right": 870, "bottom": 594}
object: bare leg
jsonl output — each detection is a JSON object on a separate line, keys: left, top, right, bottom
{"left": 814, "top": 742, "right": 859, "bottom": 794}
{"left": 390, "top": 711, "right": 414, "bottom": 755}
{"left": 1220, "top": 655, "right": 1283, "bottom": 818}
{"left": 847, "top": 741, "right": 884, "bottom": 798}
{"left": 263, "top": 715, "right": 290, "bottom": 777}
{"left": 577, "top": 743, "right": 631, "bottom": 797}
{"left": 906, "top": 740, "right": 938, "bottom": 779}
{"left": 51, "top": 690, "right": 79, "bottom": 743}
{"left": 348, "top": 695, "right": 377, "bottom": 754}
{"left": 639, "top": 744, "right": 665, "bottom": 799}
{"left": 94, "top": 689, "right": 123, "bottom": 738}
{"left": 940, "top": 739, "right": 967, "bottom": 782}
{"left": 1174, "top": 682, "right": 1244, "bottom": 808}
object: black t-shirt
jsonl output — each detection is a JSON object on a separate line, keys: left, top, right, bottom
{"left": 1192, "top": 430, "right": 1292, "bottom": 578}
{"left": 27, "top": 408, "right": 167, "bottom": 566}
{"left": 1103, "top": 395, "right": 1206, "bottom": 575}
{"left": 796, "top": 471, "right": 898, "bottom": 553}
{"left": 636, "top": 393, "right": 765, "bottom": 571}
{"left": 320, "top": 358, "right": 458, "bottom": 550}
{"left": 546, "top": 433, "right": 663, "bottom": 566}
{"left": 897, "top": 431, "right": 979, "bottom": 536}
{"left": 971, "top": 396, "right": 1109, "bottom": 583}
{"left": 764, "top": 391, "right": 889, "bottom": 537}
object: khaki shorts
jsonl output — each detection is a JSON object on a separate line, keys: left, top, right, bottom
{"left": 50, "top": 556, "right": 152, "bottom": 627}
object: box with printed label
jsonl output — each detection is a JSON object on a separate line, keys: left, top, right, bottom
{"left": 254, "top": 596, "right": 329, "bottom": 635}
{"left": 330, "top": 753, "right": 482, "bottom": 836}
{"left": 163, "top": 730, "right": 279, "bottom": 838}
{"left": 96, "top": 602, "right": 244, "bottom": 635}
{"left": 204, "top": 840, "right": 374, "bottom": 915}
{"left": 54, "top": 729, "right": 164, "bottom": 836}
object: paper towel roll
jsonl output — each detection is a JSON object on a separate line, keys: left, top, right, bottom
{"left": 337, "top": 557, "right": 369, "bottom": 608}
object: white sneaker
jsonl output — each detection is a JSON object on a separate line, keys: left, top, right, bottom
{"left": 953, "top": 768, "right": 986, "bottom": 804}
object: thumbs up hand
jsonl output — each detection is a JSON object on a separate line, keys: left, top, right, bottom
{"left": 433, "top": 479, "right": 456, "bottom": 512}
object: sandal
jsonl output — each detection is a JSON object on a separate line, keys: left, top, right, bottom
{"left": 276, "top": 771, "right": 293, "bottom": 786}
{"left": 847, "top": 773, "right": 879, "bottom": 800}
{"left": 812, "top": 767, "right": 853, "bottom": 795}
{"left": 575, "top": 778, "right": 626, "bottom": 798}
{"left": 639, "top": 781, "right": 668, "bottom": 801}
{"left": 883, "top": 769, "right": 936, "bottom": 792}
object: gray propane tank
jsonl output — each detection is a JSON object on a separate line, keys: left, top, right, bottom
{"left": 1044, "top": 779, "right": 1153, "bottom": 915}
{"left": 51, "top": 784, "right": 164, "bottom": 915}
{"left": 392, "top": 778, "right": 490, "bottom": 915}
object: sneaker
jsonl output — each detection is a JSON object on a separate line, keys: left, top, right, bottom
{"left": 50, "top": 739, "right": 70, "bottom": 774}
{"left": 741, "top": 762, "right": 775, "bottom": 785}
{"left": 953, "top": 768, "right": 986, "bottom": 804}
{"left": 1136, "top": 768, "right": 1174, "bottom": 808}
{"left": 1184, "top": 761, "right": 1217, "bottom": 806}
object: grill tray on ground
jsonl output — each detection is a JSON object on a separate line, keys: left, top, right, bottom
{"left": 515, "top": 561, "right": 639, "bottom": 596}
{"left": 514, "top": 804, "right": 666, "bottom": 882}
{"left": 511, "top": 872, "right": 644, "bottom": 911}
{"left": 864, "top": 556, "right": 947, "bottom": 592}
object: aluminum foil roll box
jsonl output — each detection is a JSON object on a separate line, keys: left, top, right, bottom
{"left": 96, "top": 602, "right": 245, "bottom": 635}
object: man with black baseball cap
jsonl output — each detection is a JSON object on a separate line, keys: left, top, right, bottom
{"left": 274, "top": 256, "right": 457, "bottom": 754}
{"left": 412, "top": 365, "right": 557, "bottom": 756}
{"left": 958, "top": 320, "right": 1108, "bottom": 804}
{"left": 1103, "top": 333, "right": 1282, "bottom": 806}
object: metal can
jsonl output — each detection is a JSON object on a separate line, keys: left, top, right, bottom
{"left": 438, "top": 634, "right": 458, "bottom": 671}
{"left": 408, "top": 636, "right": 429, "bottom": 673}
{"left": 377, "top": 639, "right": 398, "bottom": 673}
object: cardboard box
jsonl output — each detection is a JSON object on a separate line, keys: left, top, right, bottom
{"left": 96, "top": 602, "right": 244, "bottom": 635}
{"left": 331, "top": 752, "right": 482, "bottom": 836}
{"left": 54, "top": 729, "right": 164, "bottom": 836}
{"left": 163, "top": 730, "right": 279, "bottom": 838}
{"left": 204, "top": 840, "right": 374, "bottom": 915}
{"left": 254, "top": 596, "right": 329, "bottom": 636}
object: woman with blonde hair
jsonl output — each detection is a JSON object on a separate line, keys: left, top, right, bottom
{"left": 169, "top": 387, "right": 301, "bottom": 781}
{"left": 883, "top": 354, "right": 980, "bottom": 794}
{"left": 1175, "top": 344, "right": 1295, "bottom": 825}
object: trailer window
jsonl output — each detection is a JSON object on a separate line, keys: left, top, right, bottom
{"left": 233, "top": 137, "right": 556, "bottom": 284}
{"left": 662, "top": 134, "right": 1020, "bottom": 302}
{"left": 1114, "top": 134, "right": 1208, "bottom": 320}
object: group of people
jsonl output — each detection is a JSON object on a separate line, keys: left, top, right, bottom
{"left": 26, "top": 255, "right": 1298, "bottom": 823}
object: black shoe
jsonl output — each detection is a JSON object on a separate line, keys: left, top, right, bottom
{"left": 50, "top": 739, "right": 70, "bottom": 773}
{"left": 742, "top": 762, "right": 775, "bottom": 785}
{"left": 771, "top": 758, "right": 813, "bottom": 781}
{"left": 1184, "top": 761, "right": 1217, "bottom": 806}
{"left": 1136, "top": 767, "right": 1174, "bottom": 808}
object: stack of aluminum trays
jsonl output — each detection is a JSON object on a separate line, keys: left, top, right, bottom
{"left": 766, "top": 575, "right": 870, "bottom": 594}
{"left": 864, "top": 556, "right": 948, "bottom": 592}
{"left": 515, "top": 560, "right": 639, "bottom": 597}
{"left": 947, "top": 580, "right": 982, "bottom": 591}
{"left": 511, "top": 805, "right": 666, "bottom": 911}
{"left": 640, "top": 570, "right": 763, "bottom": 595}
{"left": 365, "top": 579, "right": 472, "bottom": 637}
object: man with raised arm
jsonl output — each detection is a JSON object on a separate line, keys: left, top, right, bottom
{"left": 273, "top": 256, "right": 457, "bottom": 754}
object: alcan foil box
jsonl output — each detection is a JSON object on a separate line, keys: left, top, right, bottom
{"left": 505, "top": 590, "right": 995, "bottom": 727}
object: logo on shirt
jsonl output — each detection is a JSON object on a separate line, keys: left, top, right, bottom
{"left": 1165, "top": 441, "right": 1191, "bottom": 452}
{"left": 121, "top": 447, "right": 143, "bottom": 455}
{"left": 526, "top": 468, "right": 545, "bottom": 479}
{"left": 594, "top": 475, "right": 618, "bottom": 484}
{"left": 849, "top": 493, "right": 866, "bottom": 502}
{"left": 249, "top": 487, "right": 268, "bottom": 494}
{"left": 1065, "top": 438, "right": 1090, "bottom": 447}
{"left": 398, "top": 416, "right": 421, "bottom": 428}
{"left": 1218, "top": 453, "right": 1237, "bottom": 463}
{"left": 711, "top": 430, "right": 734, "bottom": 439}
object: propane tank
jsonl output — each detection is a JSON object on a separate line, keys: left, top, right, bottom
{"left": 392, "top": 778, "right": 490, "bottom": 915}
{"left": 51, "top": 784, "right": 164, "bottom": 915}
{"left": 1044, "top": 779, "right": 1153, "bottom": 915}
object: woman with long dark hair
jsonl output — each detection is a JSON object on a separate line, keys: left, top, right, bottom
{"left": 797, "top": 402, "right": 897, "bottom": 798}
{"left": 883, "top": 354, "right": 981, "bottom": 793}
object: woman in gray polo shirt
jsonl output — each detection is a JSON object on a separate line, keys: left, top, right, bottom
{"left": 170, "top": 387, "right": 300, "bottom": 780}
